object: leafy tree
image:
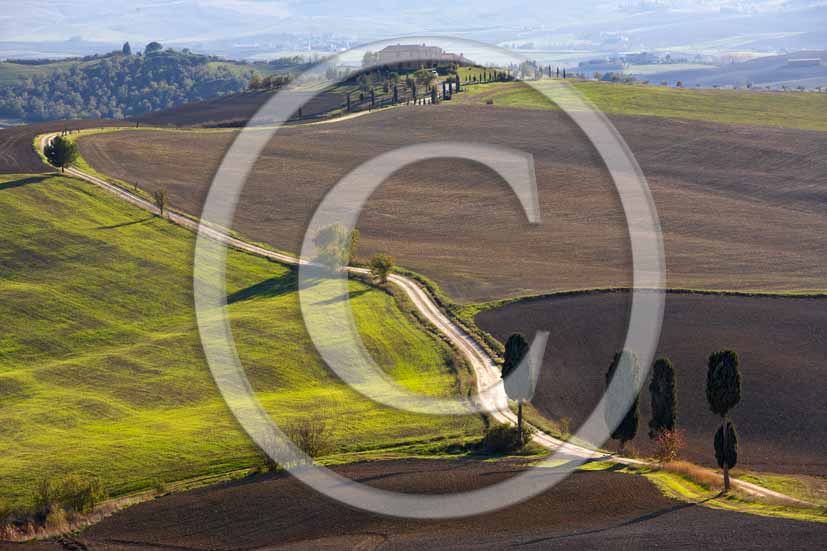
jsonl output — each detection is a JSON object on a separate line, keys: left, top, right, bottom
{"left": 313, "top": 224, "right": 356, "bottom": 271}
{"left": 145, "top": 41, "right": 163, "bottom": 55}
{"left": 248, "top": 73, "right": 263, "bottom": 90}
{"left": 122, "top": 42, "right": 132, "bottom": 56}
{"left": 706, "top": 349, "right": 741, "bottom": 491}
{"left": 501, "top": 333, "right": 531, "bottom": 435}
{"left": 368, "top": 253, "right": 394, "bottom": 284}
{"left": 153, "top": 188, "right": 168, "bottom": 215}
{"left": 714, "top": 422, "right": 738, "bottom": 485}
{"left": 605, "top": 350, "right": 640, "bottom": 454}
{"left": 349, "top": 228, "right": 360, "bottom": 261}
{"left": 648, "top": 357, "right": 677, "bottom": 438}
{"left": 44, "top": 136, "right": 78, "bottom": 172}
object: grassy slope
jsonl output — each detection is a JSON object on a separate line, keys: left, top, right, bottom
{"left": 459, "top": 80, "right": 827, "bottom": 131}
{"left": 0, "top": 61, "right": 82, "bottom": 86}
{"left": 0, "top": 174, "right": 481, "bottom": 507}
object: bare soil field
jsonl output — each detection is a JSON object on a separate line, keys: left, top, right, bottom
{"left": 77, "top": 104, "right": 827, "bottom": 303}
{"left": 2, "top": 459, "right": 824, "bottom": 550}
{"left": 134, "top": 91, "right": 345, "bottom": 127}
{"left": 0, "top": 120, "right": 122, "bottom": 174}
{"left": 476, "top": 291, "right": 827, "bottom": 475}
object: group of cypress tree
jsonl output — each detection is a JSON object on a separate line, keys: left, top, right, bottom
{"left": 603, "top": 348, "right": 742, "bottom": 491}
{"left": 499, "top": 335, "right": 743, "bottom": 492}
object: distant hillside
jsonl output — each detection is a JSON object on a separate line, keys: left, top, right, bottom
{"left": 637, "top": 51, "right": 827, "bottom": 89}
{"left": 0, "top": 48, "right": 307, "bottom": 122}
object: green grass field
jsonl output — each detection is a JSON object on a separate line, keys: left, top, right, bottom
{"left": 458, "top": 80, "right": 827, "bottom": 131}
{"left": 0, "top": 61, "right": 84, "bottom": 86}
{"left": 0, "top": 174, "right": 481, "bottom": 508}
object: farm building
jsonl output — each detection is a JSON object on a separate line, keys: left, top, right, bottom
{"left": 365, "top": 44, "right": 468, "bottom": 69}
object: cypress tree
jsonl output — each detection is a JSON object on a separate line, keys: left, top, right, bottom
{"left": 605, "top": 350, "right": 640, "bottom": 454}
{"left": 706, "top": 350, "right": 741, "bottom": 491}
{"left": 502, "top": 333, "right": 530, "bottom": 435}
{"left": 648, "top": 357, "right": 677, "bottom": 438}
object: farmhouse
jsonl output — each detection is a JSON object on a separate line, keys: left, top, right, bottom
{"left": 366, "top": 44, "right": 468, "bottom": 69}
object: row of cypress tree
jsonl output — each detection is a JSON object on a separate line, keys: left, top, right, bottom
{"left": 606, "top": 348, "right": 741, "bottom": 491}
{"left": 501, "top": 333, "right": 742, "bottom": 492}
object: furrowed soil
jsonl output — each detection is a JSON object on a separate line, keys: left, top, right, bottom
{"left": 77, "top": 103, "right": 827, "bottom": 303}
{"left": 1, "top": 459, "right": 823, "bottom": 550}
{"left": 0, "top": 120, "right": 122, "bottom": 174}
{"left": 475, "top": 291, "right": 827, "bottom": 475}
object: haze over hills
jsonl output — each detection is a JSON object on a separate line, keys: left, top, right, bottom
{"left": 5, "top": 0, "right": 827, "bottom": 61}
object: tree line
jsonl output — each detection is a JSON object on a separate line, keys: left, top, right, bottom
{"left": 0, "top": 43, "right": 251, "bottom": 122}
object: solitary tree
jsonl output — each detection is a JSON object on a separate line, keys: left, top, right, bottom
{"left": 368, "top": 252, "right": 394, "bottom": 284}
{"left": 648, "top": 357, "right": 677, "bottom": 438}
{"left": 605, "top": 350, "right": 640, "bottom": 454}
{"left": 144, "top": 41, "right": 163, "bottom": 55}
{"left": 348, "top": 228, "right": 360, "bottom": 262}
{"left": 501, "top": 333, "right": 531, "bottom": 435}
{"left": 153, "top": 188, "right": 168, "bottom": 215}
{"left": 313, "top": 224, "right": 358, "bottom": 271}
{"left": 122, "top": 42, "right": 132, "bottom": 56}
{"left": 44, "top": 136, "right": 79, "bottom": 172}
{"left": 706, "top": 349, "right": 741, "bottom": 491}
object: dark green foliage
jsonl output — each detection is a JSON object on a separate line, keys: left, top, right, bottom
{"left": 481, "top": 423, "right": 533, "bottom": 453}
{"left": 648, "top": 357, "right": 677, "bottom": 438}
{"left": 44, "top": 136, "right": 79, "bottom": 172}
{"left": 368, "top": 252, "right": 394, "bottom": 284}
{"left": 122, "top": 42, "right": 131, "bottom": 56}
{"left": 502, "top": 333, "right": 531, "bottom": 433}
{"left": 714, "top": 421, "right": 738, "bottom": 470}
{"left": 706, "top": 350, "right": 741, "bottom": 417}
{"left": 501, "top": 333, "right": 529, "bottom": 380}
{"left": 145, "top": 41, "right": 163, "bottom": 55}
{"left": 605, "top": 350, "right": 640, "bottom": 451}
{"left": 0, "top": 48, "right": 250, "bottom": 121}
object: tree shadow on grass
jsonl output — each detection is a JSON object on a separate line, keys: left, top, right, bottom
{"left": 95, "top": 216, "right": 154, "bottom": 230}
{"left": 313, "top": 288, "right": 370, "bottom": 305}
{"left": 227, "top": 270, "right": 298, "bottom": 304}
{"left": 0, "top": 175, "right": 49, "bottom": 191}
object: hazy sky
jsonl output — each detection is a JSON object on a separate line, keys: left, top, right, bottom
{"left": 3, "top": 1, "right": 825, "bottom": 60}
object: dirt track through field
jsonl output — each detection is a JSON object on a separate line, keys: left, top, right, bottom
{"left": 77, "top": 104, "right": 827, "bottom": 303}
{"left": 476, "top": 291, "right": 827, "bottom": 475}
{"left": 3, "top": 459, "right": 822, "bottom": 551}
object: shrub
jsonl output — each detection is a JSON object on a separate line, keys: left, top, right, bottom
{"left": 661, "top": 460, "right": 722, "bottom": 491}
{"left": 482, "top": 423, "right": 534, "bottom": 454}
{"left": 653, "top": 428, "right": 686, "bottom": 463}
{"left": 485, "top": 99, "right": 494, "bottom": 105}
{"left": 557, "top": 416, "right": 571, "bottom": 438}
{"left": 285, "top": 416, "right": 332, "bottom": 458}
{"left": 33, "top": 474, "right": 106, "bottom": 520}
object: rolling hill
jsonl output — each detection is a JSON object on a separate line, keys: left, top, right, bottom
{"left": 76, "top": 99, "right": 827, "bottom": 303}
{"left": 0, "top": 173, "right": 480, "bottom": 509}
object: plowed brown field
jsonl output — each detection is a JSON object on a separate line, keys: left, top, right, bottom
{"left": 475, "top": 291, "right": 827, "bottom": 474}
{"left": 77, "top": 104, "right": 827, "bottom": 302}
{"left": 2, "top": 459, "right": 824, "bottom": 550}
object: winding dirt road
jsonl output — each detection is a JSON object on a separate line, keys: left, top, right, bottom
{"left": 39, "top": 132, "right": 807, "bottom": 505}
